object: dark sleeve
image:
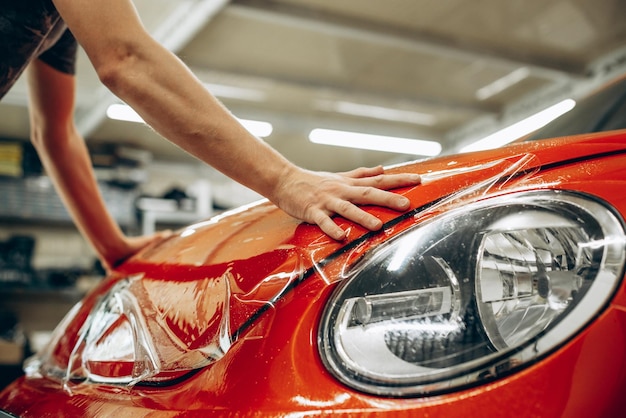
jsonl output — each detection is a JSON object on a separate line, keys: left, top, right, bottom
{"left": 38, "top": 28, "right": 78, "bottom": 75}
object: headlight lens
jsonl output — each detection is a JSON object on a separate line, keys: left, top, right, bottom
{"left": 319, "top": 190, "right": 626, "bottom": 396}
{"left": 26, "top": 273, "right": 235, "bottom": 388}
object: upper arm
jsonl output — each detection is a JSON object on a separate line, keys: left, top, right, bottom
{"left": 51, "top": 0, "right": 152, "bottom": 71}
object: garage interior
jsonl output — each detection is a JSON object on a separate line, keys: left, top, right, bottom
{"left": 1, "top": 0, "right": 625, "bottom": 388}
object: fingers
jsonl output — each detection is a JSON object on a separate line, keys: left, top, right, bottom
{"left": 105, "top": 231, "right": 172, "bottom": 270}
{"left": 311, "top": 200, "right": 383, "bottom": 241}
{"left": 342, "top": 186, "right": 410, "bottom": 211}
{"left": 274, "top": 166, "right": 421, "bottom": 241}
{"left": 341, "top": 165, "right": 384, "bottom": 178}
{"left": 338, "top": 167, "right": 420, "bottom": 213}
{"left": 317, "top": 183, "right": 413, "bottom": 239}
{"left": 352, "top": 172, "right": 422, "bottom": 190}
{"left": 315, "top": 214, "right": 349, "bottom": 241}
{"left": 153, "top": 229, "right": 174, "bottom": 241}
{"left": 340, "top": 166, "right": 421, "bottom": 192}
{"left": 338, "top": 203, "right": 384, "bottom": 231}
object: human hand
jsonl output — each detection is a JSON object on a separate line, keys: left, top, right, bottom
{"left": 102, "top": 230, "right": 172, "bottom": 271}
{"left": 273, "top": 165, "right": 421, "bottom": 240}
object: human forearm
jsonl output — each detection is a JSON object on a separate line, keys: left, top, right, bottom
{"left": 27, "top": 60, "right": 155, "bottom": 268}
{"left": 94, "top": 38, "right": 296, "bottom": 202}
{"left": 31, "top": 128, "right": 126, "bottom": 257}
{"left": 30, "top": 122, "right": 162, "bottom": 268}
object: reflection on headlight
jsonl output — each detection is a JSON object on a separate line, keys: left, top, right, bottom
{"left": 319, "top": 190, "right": 626, "bottom": 396}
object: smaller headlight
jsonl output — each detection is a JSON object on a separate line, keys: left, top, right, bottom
{"left": 26, "top": 274, "right": 234, "bottom": 389}
{"left": 319, "top": 190, "right": 626, "bottom": 396}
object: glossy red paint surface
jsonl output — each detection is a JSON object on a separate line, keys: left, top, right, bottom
{"left": 2, "top": 131, "right": 626, "bottom": 417}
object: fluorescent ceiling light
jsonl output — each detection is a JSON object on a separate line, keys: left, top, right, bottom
{"left": 318, "top": 100, "right": 437, "bottom": 126}
{"left": 460, "top": 99, "right": 576, "bottom": 153}
{"left": 309, "top": 129, "right": 441, "bottom": 156}
{"left": 476, "top": 67, "right": 530, "bottom": 101}
{"left": 204, "top": 83, "right": 267, "bottom": 102}
{"left": 106, "top": 104, "right": 273, "bottom": 137}
{"left": 106, "top": 103, "right": 144, "bottom": 123}
{"left": 239, "top": 119, "right": 273, "bottom": 137}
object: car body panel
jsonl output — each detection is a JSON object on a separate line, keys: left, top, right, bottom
{"left": 2, "top": 130, "right": 626, "bottom": 417}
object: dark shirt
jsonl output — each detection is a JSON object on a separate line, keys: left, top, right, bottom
{"left": 0, "top": 0, "right": 78, "bottom": 99}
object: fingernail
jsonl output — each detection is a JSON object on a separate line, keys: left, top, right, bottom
{"left": 335, "top": 230, "right": 347, "bottom": 241}
{"left": 370, "top": 218, "right": 383, "bottom": 229}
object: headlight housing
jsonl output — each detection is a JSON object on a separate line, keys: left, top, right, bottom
{"left": 319, "top": 190, "right": 626, "bottom": 396}
{"left": 25, "top": 272, "right": 237, "bottom": 389}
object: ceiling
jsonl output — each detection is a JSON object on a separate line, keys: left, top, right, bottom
{"left": 2, "top": 0, "right": 626, "bottom": 173}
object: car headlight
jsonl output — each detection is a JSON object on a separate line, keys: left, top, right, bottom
{"left": 25, "top": 243, "right": 298, "bottom": 391}
{"left": 26, "top": 273, "right": 235, "bottom": 388}
{"left": 319, "top": 190, "right": 626, "bottom": 396}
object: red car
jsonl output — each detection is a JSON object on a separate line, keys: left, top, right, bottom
{"left": 2, "top": 76, "right": 626, "bottom": 417}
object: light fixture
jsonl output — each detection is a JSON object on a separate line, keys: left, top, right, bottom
{"left": 476, "top": 68, "right": 530, "bottom": 101}
{"left": 460, "top": 99, "right": 576, "bottom": 153}
{"left": 106, "top": 104, "right": 144, "bottom": 123}
{"left": 309, "top": 129, "right": 441, "bottom": 156}
{"left": 238, "top": 119, "right": 273, "bottom": 137}
{"left": 106, "top": 104, "right": 273, "bottom": 138}
{"left": 204, "top": 83, "right": 267, "bottom": 102}
{"left": 316, "top": 100, "right": 437, "bottom": 126}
